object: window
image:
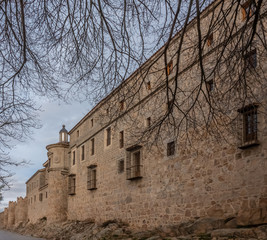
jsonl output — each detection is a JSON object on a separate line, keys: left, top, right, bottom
{"left": 206, "top": 80, "right": 214, "bottom": 92}
{"left": 68, "top": 175, "right": 76, "bottom": 195}
{"left": 166, "top": 60, "right": 173, "bottom": 75}
{"left": 244, "top": 49, "right": 257, "bottom": 68}
{"left": 72, "top": 151, "right": 76, "bottom": 165}
{"left": 119, "top": 131, "right": 124, "bottom": 148}
{"left": 87, "top": 165, "right": 97, "bottom": 190}
{"left": 91, "top": 119, "right": 94, "bottom": 127}
{"left": 207, "top": 33, "right": 213, "bottom": 46}
{"left": 241, "top": 0, "right": 256, "bottom": 21}
{"left": 146, "top": 81, "right": 151, "bottom": 90}
{"left": 126, "top": 146, "right": 142, "bottom": 180}
{"left": 146, "top": 117, "right": 151, "bottom": 127}
{"left": 118, "top": 159, "right": 124, "bottom": 174}
{"left": 167, "top": 99, "right": 174, "bottom": 112}
{"left": 106, "top": 127, "right": 111, "bottom": 146}
{"left": 34, "top": 195, "right": 36, "bottom": 202}
{"left": 238, "top": 104, "right": 259, "bottom": 148}
{"left": 81, "top": 145, "right": 85, "bottom": 161}
{"left": 77, "top": 130, "right": 79, "bottom": 138}
{"left": 46, "top": 192, "right": 48, "bottom": 198}
{"left": 39, "top": 193, "right": 43, "bottom": 202}
{"left": 167, "top": 141, "right": 175, "bottom": 156}
{"left": 119, "top": 100, "right": 125, "bottom": 111}
{"left": 91, "top": 138, "right": 95, "bottom": 155}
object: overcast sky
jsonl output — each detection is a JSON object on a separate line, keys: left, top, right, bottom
{"left": 0, "top": 98, "right": 92, "bottom": 211}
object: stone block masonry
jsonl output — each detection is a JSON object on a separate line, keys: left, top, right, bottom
{"left": 0, "top": 0, "right": 266, "bottom": 236}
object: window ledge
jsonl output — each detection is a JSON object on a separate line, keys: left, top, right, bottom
{"left": 238, "top": 140, "right": 260, "bottom": 149}
{"left": 68, "top": 193, "right": 76, "bottom": 196}
{"left": 88, "top": 187, "right": 97, "bottom": 190}
{"left": 127, "top": 176, "right": 143, "bottom": 180}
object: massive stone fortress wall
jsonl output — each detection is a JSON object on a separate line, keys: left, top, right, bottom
{"left": 0, "top": 197, "right": 28, "bottom": 229}
{"left": 1, "top": 0, "right": 267, "bottom": 231}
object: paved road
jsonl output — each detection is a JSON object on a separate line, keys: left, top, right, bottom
{"left": 0, "top": 230, "right": 45, "bottom": 240}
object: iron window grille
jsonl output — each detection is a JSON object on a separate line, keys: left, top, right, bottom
{"left": 238, "top": 104, "right": 259, "bottom": 149}
{"left": 126, "top": 145, "right": 143, "bottom": 180}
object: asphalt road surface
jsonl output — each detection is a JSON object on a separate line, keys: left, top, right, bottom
{"left": 0, "top": 230, "right": 44, "bottom": 240}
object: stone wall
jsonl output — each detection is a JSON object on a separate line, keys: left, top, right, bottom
{"left": 3, "top": 208, "right": 8, "bottom": 228}
{"left": 66, "top": 0, "right": 267, "bottom": 229}
{"left": 15, "top": 197, "right": 28, "bottom": 226}
{"left": 27, "top": 170, "right": 49, "bottom": 223}
{"left": 7, "top": 201, "right": 16, "bottom": 228}
{"left": 0, "top": 0, "right": 266, "bottom": 233}
{"left": 0, "top": 197, "right": 29, "bottom": 229}
{"left": 0, "top": 212, "right": 4, "bottom": 228}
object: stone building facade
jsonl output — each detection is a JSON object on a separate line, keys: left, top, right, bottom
{"left": 1, "top": 0, "right": 267, "bottom": 230}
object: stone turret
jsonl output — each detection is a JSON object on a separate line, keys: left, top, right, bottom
{"left": 45, "top": 125, "right": 70, "bottom": 223}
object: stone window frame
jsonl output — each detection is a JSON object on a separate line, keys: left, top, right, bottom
{"left": 206, "top": 32, "right": 214, "bottom": 47}
{"left": 118, "top": 159, "right": 124, "bottom": 174}
{"left": 72, "top": 150, "right": 76, "bottom": 165}
{"left": 166, "top": 60, "right": 173, "bottom": 75}
{"left": 81, "top": 145, "right": 85, "bottom": 161}
{"left": 91, "top": 138, "right": 95, "bottom": 155}
{"left": 68, "top": 174, "right": 76, "bottom": 195}
{"left": 87, "top": 165, "right": 97, "bottom": 190}
{"left": 126, "top": 145, "right": 143, "bottom": 180}
{"left": 146, "top": 117, "right": 151, "bottom": 127}
{"left": 206, "top": 79, "right": 214, "bottom": 93}
{"left": 146, "top": 81, "right": 151, "bottom": 90}
{"left": 106, "top": 127, "right": 112, "bottom": 147}
{"left": 244, "top": 49, "right": 257, "bottom": 69}
{"left": 119, "top": 130, "right": 124, "bottom": 149}
{"left": 238, "top": 104, "right": 260, "bottom": 149}
{"left": 39, "top": 193, "right": 43, "bottom": 202}
{"left": 167, "top": 141, "right": 175, "bottom": 156}
{"left": 167, "top": 99, "right": 174, "bottom": 112}
{"left": 119, "top": 100, "right": 125, "bottom": 111}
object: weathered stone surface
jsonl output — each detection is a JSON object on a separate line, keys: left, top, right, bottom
{"left": 237, "top": 205, "right": 267, "bottom": 226}
{"left": 186, "top": 218, "right": 225, "bottom": 235}
{"left": 254, "top": 225, "right": 267, "bottom": 240}
{"left": 207, "top": 205, "right": 224, "bottom": 218}
{"left": 224, "top": 217, "right": 237, "bottom": 229}
{"left": 211, "top": 228, "right": 257, "bottom": 238}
